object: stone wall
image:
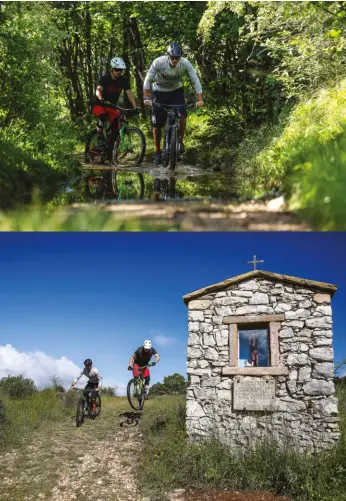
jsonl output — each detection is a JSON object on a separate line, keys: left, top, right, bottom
{"left": 186, "top": 277, "right": 340, "bottom": 452}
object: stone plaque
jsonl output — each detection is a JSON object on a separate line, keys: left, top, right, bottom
{"left": 233, "top": 379, "right": 276, "bottom": 411}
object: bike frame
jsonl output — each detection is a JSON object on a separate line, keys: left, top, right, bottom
{"left": 73, "top": 387, "right": 99, "bottom": 413}
{"left": 102, "top": 103, "right": 137, "bottom": 155}
{"left": 152, "top": 103, "right": 196, "bottom": 167}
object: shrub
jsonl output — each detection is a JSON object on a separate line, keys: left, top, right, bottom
{"left": 0, "top": 374, "right": 37, "bottom": 398}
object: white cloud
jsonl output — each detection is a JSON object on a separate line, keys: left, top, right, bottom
{"left": 0, "top": 344, "right": 126, "bottom": 394}
{"left": 153, "top": 335, "right": 176, "bottom": 347}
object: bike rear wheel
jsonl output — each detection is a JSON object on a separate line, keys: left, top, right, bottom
{"left": 113, "top": 127, "right": 146, "bottom": 166}
{"left": 127, "top": 378, "right": 145, "bottom": 410}
{"left": 85, "top": 130, "right": 108, "bottom": 164}
{"left": 76, "top": 397, "right": 86, "bottom": 427}
{"left": 169, "top": 125, "right": 177, "bottom": 170}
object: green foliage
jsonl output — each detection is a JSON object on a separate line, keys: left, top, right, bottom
{"left": 251, "top": 79, "right": 346, "bottom": 229}
{"left": 0, "top": 388, "right": 78, "bottom": 450}
{"left": 149, "top": 373, "right": 187, "bottom": 397}
{"left": 139, "top": 392, "right": 346, "bottom": 500}
{"left": 49, "top": 376, "right": 66, "bottom": 393}
{"left": 1, "top": 0, "right": 346, "bottom": 223}
{"left": 0, "top": 139, "right": 68, "bottom": 209}
{"left": 0, "top": 375, "right": 37, "bottom": 399}
{"left": 102, "top": 386, "right": 117, "bottom": 397}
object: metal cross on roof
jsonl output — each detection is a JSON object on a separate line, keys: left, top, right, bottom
{"left": 246, "top": 255, "right": 264, "bottom": 271}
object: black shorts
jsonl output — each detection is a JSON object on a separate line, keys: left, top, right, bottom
{"left": 152, "top": 88, "right": 187, "bottom": 128}
{"left": 84, "top": 382, "right": 98, "bottom": 396}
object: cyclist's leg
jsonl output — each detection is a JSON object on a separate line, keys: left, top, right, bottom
{"left": 132, "top": 363, "right": 140, "bottom": 380}
{"left": 153, "top": 178, "right": 162, "bottom": 201}
{"left": 152, "top": 91, "right": 166, "bottom": 163}
{"left": 85, "top": 382, "right": 98, "bottom": 413}
{"left": 93, "top": 105, "right": 108, "bottom": 146}
{"left": 106, "top": 108, "right": 121, "bottom": 161}
{"left": 173, "top": 88, "right": 187, "bottom": 153}
{"left": 132, "top": 364, "right": 140, "bottom": 396}
{"left": 83, "top": 383, "right": 92, "bottom": 409}
{"left": 142, "top": 367, "right": 150, "bottom": 398}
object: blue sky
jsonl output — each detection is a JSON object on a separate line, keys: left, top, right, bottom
{"left": 0, "top": 233, "right": 345, "bottom": 393}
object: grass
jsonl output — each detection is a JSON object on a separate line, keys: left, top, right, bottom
{"left": 137, "top": 388, "right": 346, "bottom": 501}
{"left": 232, "top": 79, "right": 346, "bottom": 230}
{"left": 0, "top": 205, "right": 179, "bottom": 231}
{"left": 0, "top": 388, "right": 79, "bottom": 450}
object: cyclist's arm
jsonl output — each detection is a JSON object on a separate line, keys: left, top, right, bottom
{"left": 143, "top": 60, "right": 157, "bottom": 91}
{"left": 96, "top": 85, "right": 104, "bottom": 102}
{"left": 143, "top": 60, "right": 157, "bottom": 105}
{"left": 125, "top": 89, "right": 137, "bottom": 109}
{"left": 96, "top": 370, "right": 103, "bottom": 389}
{"left": 71, "top": 369, "right": 84, "bottom": 386}
{"left": 151, "top": 348, "right": 160, "bottom": 365}
{"left": 129, "top": 353, "right": 136, "bottom": 367}
{"left": 184, "top": 60, "right": 204, "bottom": 106}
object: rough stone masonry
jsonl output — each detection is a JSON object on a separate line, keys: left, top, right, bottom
{"left": 183, "top": 270, "right": 340, "bottom": 453}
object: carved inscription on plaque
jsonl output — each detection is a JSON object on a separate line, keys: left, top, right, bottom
{"left": 233, "top": 379, "right": 276, "bottom": 411}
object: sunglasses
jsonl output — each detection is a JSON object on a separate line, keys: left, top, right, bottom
{"left": 112, "top": 68, "right": 124, "bottom": 72}
{"left": 170, "top": 56, "right": 180, "bottom": 61}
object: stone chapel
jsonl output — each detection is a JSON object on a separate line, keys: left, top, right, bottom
{"left": 183, "top": 269, "right": 339, "bottom": 452}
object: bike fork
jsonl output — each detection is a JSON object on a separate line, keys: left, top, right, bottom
{"left": 166, "top": 125, "right": 172, "bottom": 155}
{"left": 176, "top": 122, "right": 181, "bottom": 154}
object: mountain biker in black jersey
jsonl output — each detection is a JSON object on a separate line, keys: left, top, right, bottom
{"left": 128, "top": 340, "right": 160, "bottom": 399}
{"left": 93, "top": 57, "right": 138, "bottom": 160}
{"left": 143, "top": 43, "right": 204, "bottom": 165}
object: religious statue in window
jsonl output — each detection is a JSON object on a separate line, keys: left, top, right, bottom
{"left": 238, "top": 327, "right": 270, "bottom": 368}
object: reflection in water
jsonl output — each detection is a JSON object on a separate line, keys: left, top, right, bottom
{"left": 51, "top": 164, "right": 239, "bottom": 206}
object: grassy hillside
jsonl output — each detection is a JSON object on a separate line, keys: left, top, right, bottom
{"left": 138, "top": 389, "right": 346, "bottom": 500}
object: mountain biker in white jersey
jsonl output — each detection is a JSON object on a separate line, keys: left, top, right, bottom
{"left": 143, "top": 43, "right": 204, "bottom": 165}
{"left": 71, "top": 358, "right": 103, "bottom": 395}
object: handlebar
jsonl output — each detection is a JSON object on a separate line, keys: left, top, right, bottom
{"left": 128, "top": 363, "right": 154, "bottom": 371}
{"left": 70, "top": 387, "right": 100, "bottom": 390}
{"left": 153, "top": 103, "right": 197, "bottom": 110}
{"left": 101, "top": 101, "right": 140, "bottom": 115}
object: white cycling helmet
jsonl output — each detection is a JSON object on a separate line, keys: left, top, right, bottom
{"left": 110, "top": 57, "right": 126, "bottom": 70}
{"left": 143, "top": 340, "right": 152, "bottom": 350}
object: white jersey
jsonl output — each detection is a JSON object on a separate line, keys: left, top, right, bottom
{"left": 73, "top": 367, "right": 102, "bottom": 385}
{"left": 143, "top": 56, "right": 202, "bottom": 94}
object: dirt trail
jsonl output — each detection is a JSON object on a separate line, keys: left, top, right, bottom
{"left": 67, "top": 198, "right": 310, "bottom": 231}
{"left": 1, "top": 403, "right": 143, "bottom": 501}
{"left": 1, "top": 403, "right": 292, "bottom": 501}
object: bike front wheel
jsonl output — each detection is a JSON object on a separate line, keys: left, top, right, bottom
{"left": 95, "top": 394, "right": 101, "bottom": 416}
{"left": 169, "top": 125, "right": 177, "bottom": 170}
{"left": 113, "top": 127, "right": 146, "bottom": 166}
{"left": 127, "top": 378, "right": 145, "bottom": 411}
{"left": 76, "top": 398, "right": 85, "bottom": 427}
{"left": 111, "top": 171, "right": 145, "bottom": 200}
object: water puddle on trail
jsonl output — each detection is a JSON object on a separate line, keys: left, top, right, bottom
{"left": 54, "top": 161, "right": 241, "bottom": 206}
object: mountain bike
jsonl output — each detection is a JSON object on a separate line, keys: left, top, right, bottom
{"left": 153, "top": 102, "right": 196, "bottom": 170}
{"left": 84, "top": 101, "right": 146, "bottom": 196}
{"left": 71, "top": 387, "right": 101, "bottom": 427}
{"left": 127, "top": 364, "right": 153, "bottom": 411}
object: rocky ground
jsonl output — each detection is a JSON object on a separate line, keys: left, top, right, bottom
{"left": 0, "top": 400, "right": 292, "bottom": 501}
